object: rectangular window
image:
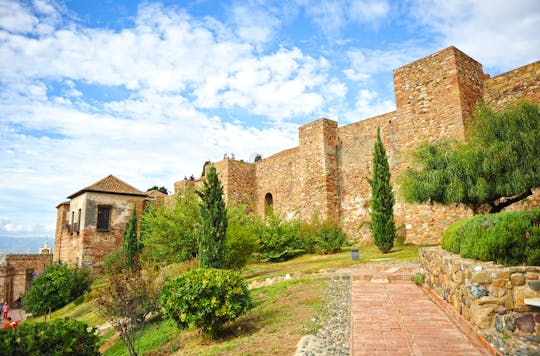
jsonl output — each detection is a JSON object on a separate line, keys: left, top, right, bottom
{"left": 71, "top": 211, "right": 75, "bottom": 234}
{"left": 97, "top": 206, "right": 111, "bottom": 231}
{"left": 77, "top": 208, "right": 81, "bottom": 233}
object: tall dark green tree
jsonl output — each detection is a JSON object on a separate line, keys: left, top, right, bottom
{"left": 368, "top": 127, "right": 396, "bottom": 253}
{"left": 123, "top": 205, "right": 142, "bottom": 270}
{"left": 197, "top": 166, "right": 227, "bottom": 268}
{"left": 401, "top": 101, "right": 540, "bottom": 214}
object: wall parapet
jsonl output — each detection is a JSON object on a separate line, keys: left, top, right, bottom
{"left": 420, "top": 246, "right": 539, "bottom": 353}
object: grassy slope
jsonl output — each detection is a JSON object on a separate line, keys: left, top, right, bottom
{"left": 35, "top": 244, "right": 420, "bottom": 355}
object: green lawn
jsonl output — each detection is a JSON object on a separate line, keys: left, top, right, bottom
{"left": 31, "top": 243, "right": 420, "bottom": 355}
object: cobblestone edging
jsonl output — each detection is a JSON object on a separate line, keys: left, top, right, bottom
{"left": 420, "top": 246, "right": 540, "bottom": 356}
{"left": 294, "top": 270, "right": 351, "bottom": 356}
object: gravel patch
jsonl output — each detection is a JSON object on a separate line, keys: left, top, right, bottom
{"left": 294, "top": 270, "right": 351, "bottom": 356}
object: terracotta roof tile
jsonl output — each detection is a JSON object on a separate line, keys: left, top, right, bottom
{"left": 68, "top": 175, "right": 147, "bottom": 199}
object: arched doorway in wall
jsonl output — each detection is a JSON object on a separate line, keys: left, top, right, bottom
{"left": 264, "top": 193, "right": 273, "bottom": 216}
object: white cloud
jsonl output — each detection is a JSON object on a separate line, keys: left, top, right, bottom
{"left": 229, "top": 1, "right": 281, "bottom": 47}
{"left": 346, "top": 45, "right": 429, "bottom": 76}
{"left": 298, "top": 0, "right": 390, "bottom": 36}
{"left": 345, "top": 88, "right": 394, "bottom": 122}
{"left": 408, "top": 0, "right": 540, "bottom": 71}
{"left": 0, "top": 1, "right": 38, "bottom": 33}
{"left": 2, "top": 1, "right": 337, "bottom": 238}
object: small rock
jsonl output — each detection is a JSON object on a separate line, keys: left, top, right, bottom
{"left": 504, "top": 316, "right": 516, "bottom": 332}
{"left": 495, "top": 316, "right": 503, "bottom": 332}
{"left": 515, "top": 314, "right": 535, "bottom": 333}
{"left": 470, "top": 284, "right": 489, "bottom": 299}
{"left": 510, "top": 273, "right": 525, "bottom": 286}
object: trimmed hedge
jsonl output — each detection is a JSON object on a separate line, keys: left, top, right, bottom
{"left": 159, "top": 268, "right": 251, "bottom": 337}
{"left": 441, "top": 209, "right": 540, "bottom": 266}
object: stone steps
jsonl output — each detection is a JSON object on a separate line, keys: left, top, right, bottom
{"left": 351, "top": 263, "right": 420, "bottom": 283}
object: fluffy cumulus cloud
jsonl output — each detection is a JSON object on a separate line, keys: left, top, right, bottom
{"left": 408, "top": 0, "right": 540, "bottom": 72}
{"left": 0, "top": 1, "right": 325, "bottom": 238}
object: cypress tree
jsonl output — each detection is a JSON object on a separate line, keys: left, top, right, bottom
{"left": 368, "top": 127, "right": 396, "bottom": 253}
{"left": 197, "top": 166, "right": 227, "bottom": 268}
{"left": 123, "top": 205, "right": 142, "bottom": 270}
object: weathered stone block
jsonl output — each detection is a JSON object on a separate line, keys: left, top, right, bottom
{"left": 516, "top": 314, "right": 535, "bottom": 333}
{"left": 470, "top": 303, "right": 496, "bottom": 329}
{"left": 477, "top": 296, "right": 503, "bottom": 305}
{"left": 472, "top": 271, "right": 492, "bottom": 284}
{"left": 510, "top": 273, "right": 525, "bottom": 286}
{"left": 527, "top": 280, "right": 540, "bottom": 291}
{"left": 470, "top": 284, "right": 489, "bottom": 299}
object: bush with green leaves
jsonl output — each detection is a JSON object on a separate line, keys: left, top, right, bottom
{"left": 0, "top": 318, "right": 99, "bottom": 355}
{"left": 254, "top": 213, "right": 304, "bottom": 261}
{"left": 159, "top": 268, "right": 251, "bottom": 337}
{"left": 441, "top": 209, "right": 540, "bottom": 266}
{"left": 22, "top": 262, "right": 92, "bottom": 315}
{"left": 224, "top": 205, "right": 260, "bottom": 269}
{"left": 300, "top": 218, "right": 349, "bottom": 254}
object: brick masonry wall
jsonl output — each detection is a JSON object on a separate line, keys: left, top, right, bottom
{"left": 214, "top": 159, "right": 256, "bottom": 208}
{"left": 484, "top": 61, "right": 540, "bottom": 110}
{"left": 254, "top": 147, "right": 301, "bottom": 218}
{"left": 55, "top": 192, "right": 145, "bottom": 274}
{"left": 0, "top": 254, "right": 53, "bottom": 304}
{"left": 215, "top": 46, "right": 539, "bottom": 245}
{"left": 421, "top": 247, "right": 540, "bottom": 336}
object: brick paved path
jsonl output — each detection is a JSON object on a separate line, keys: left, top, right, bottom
{"left": 351, "top": 264, "right": 495, "bottom": 356}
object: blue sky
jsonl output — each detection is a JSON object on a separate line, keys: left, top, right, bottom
{"left": 0, "top": 0, "right": 539, "bottom": 243}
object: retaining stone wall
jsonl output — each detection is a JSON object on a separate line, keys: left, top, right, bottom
{"left": 420, "top": 246, "right": 540, "bottom": 336}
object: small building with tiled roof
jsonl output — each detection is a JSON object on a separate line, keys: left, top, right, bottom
{"left": 53, "top": 175, "right": 149, "bottom": 274}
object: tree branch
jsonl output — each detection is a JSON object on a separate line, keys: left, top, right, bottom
{"left": 489, "top": 189, "right": 533, "bottom": 213}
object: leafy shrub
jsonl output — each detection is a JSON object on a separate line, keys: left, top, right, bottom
{"left": 0, "top": 318, "right": 99, "bottom": 355}
{"left": 22, "top": 262, "right": 92, "bottom": 315}
{"left": 225, "top": 205, "right": 260, "bottom": 269}
{"left": 71, "top": 264, "right": 93, "bottom": 300}
{"left": 254, "top": 213, "right": 304, "bottom": 261}
{"left": 159, "top": 268, "right": 251, "bottom": 337}
{"left": 300, "top": 218, "right": 348, "bottom": 254}
{"left": 441, "top": 209, "right": 540, "bottom": 266}
{"left": 412, "top": 273, "right": 424, "bottom": 285}
{"left": 103, "top": 246, "right": 126, "bottom": 275}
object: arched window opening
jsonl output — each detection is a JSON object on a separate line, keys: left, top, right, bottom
{"left": 264, "top": 193, "right": 273, "bottom": 216}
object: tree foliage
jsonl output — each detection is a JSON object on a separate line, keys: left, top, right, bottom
{"left": 22, "top": 262, "right": 92, "bottom": 315}
{"left": 124, "top": 205, "right": 142, "bottom": 270}
{"left": 224, "top": 204, "right": 260, "bottom": 269}
{"left": 95, "top": 268, "right": 161, "bottom": 356}
{"left": 0, "top": 318, "right": 99, "bottom": 355}
{"left": 140, "top": 186, "right": 200, "bottom": 264}
{"left": 197, "top": 166, "right": 227, "bottom": 269}
{"left": 368, "top": 127, "right": 396, "bottom": 253}
{"left": 401, "top": 101, "right": 540, "bottom": 213}
{"left": 146, "top": 186, "right": 169, "bottom": 194}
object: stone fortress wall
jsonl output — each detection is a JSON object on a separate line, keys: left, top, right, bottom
{"left": 177, "top": 46, "right": 540, "bottom": 244}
